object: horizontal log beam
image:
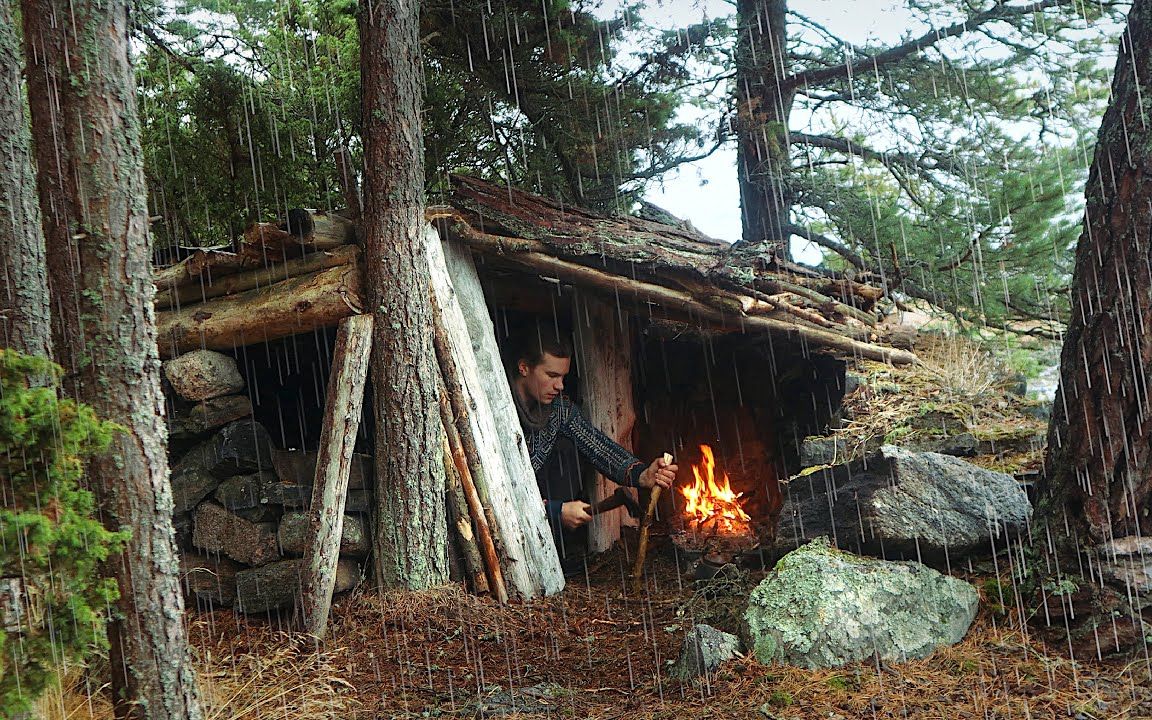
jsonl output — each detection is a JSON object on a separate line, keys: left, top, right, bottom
{"left": 155, "top": 262, "right": 364, "bottom": 359}
{"left": 446, "top": 221, "right": 914, "bottom": 364}
{"left": 155, "top": 246, "right": 359, "bottom": 310}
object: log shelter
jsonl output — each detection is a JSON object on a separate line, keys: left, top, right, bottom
{"left": 153, "top": 175, "right": 915, "bottom": 611}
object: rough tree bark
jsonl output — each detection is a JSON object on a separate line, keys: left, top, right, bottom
{"left": 361, "top": 0, "right": 449, "bottom": 589}
{"left": 0, "top": 1, "right": 51, "bottom": 361}
{"left": 1032, "top": 0, "right": 1152, "bottom": 659}
{"left": 735, "top": 0, "right": 794, "bottom": 258}
{"left": 20, "top": 0, "right": 205, "bottom": 716}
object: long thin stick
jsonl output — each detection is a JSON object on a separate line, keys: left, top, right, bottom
{"left": 630, "top": 487, "right": 662, "bottom": 594}
{"left": 438, "top": 389, "right": 508, "bottom": 603}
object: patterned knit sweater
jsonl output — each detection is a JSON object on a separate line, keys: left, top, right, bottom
{"left": 520, "top": 394, "right": 645, "bottom": 522}
{"left": 525, "top": 394, "right": 645, "bottom": 484}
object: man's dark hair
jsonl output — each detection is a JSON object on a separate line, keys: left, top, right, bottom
{"left": 513, "top": 322, "right": 573, "bottom": 368}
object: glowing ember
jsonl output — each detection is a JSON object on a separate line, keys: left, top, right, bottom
{"left": 680, "top": 444, "right": 751, "bottom": 536}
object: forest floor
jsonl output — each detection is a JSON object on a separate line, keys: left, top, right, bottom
{"left": 40, "top": 338, "right": 1152, "bottom": 719}
{"left": 42, "top": 540, "right": 1152, "bottom": 719}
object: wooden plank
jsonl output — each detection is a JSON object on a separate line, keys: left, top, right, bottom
{"left": 574, "top": 291, "right": 639, "bottom": 552}
{"left": 298, "top": 314, "right": 373, "bottom": 640}
{"left": 155, "top": 262, "right": 363, "bottom": 358}
{"left": 424, "top": 225, "right": 564, "bottom": 599}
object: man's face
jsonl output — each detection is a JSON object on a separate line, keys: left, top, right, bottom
{"left": 518, "top": 352, "right": 571, "bottom": 405}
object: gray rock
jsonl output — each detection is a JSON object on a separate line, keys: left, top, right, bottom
{"left": 214, "top": 471, "right": 279, "bottom": 510}
{"left": 192, "top": 502, "right": 280, "bottom": 566}
{"left": 277, "top": 512, "right": 368, "bottom": 556}
{"left": 235, "top": 557, "right": 361, "bottom": 614}
{"left": 1091, "top": 536, "right": 1152, "bottom": 596}
{"left": 170, "top": 449, "right": 222, "bottom": 515}
{"left": 674, "top": 624, "right": 742, "bottom": 680}
{"left": 169, "top": 394, "right": 253, "bottom": 440}
{"left": 180, "top": 552, "right": 240, "bottom": 608}
{"left": 271, "top": 448, "right": 372, "bottom": 490}
{"left": 773, "top": 445, "right": 1031, "bottom": 567}
{"left": 906, "top": 432, "right": 978, "bottom": 457}
{"left": 164, "top": 350, "right": 245, "bottom": 401}
{"left": 208, "top": 420, "right": 274, "bottom": 478}
{"left": 272, "top": 484, "right": 371, "bottom": 513}
{"left": 799, "top": 436, "right": 854, "bottom": 466}
{"left": 745, "top": 538, "right": 978, "bottom": 668}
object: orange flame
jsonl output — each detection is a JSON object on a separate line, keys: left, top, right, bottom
{"left": 680, "top": 444, "right": 751, "bottom": 535}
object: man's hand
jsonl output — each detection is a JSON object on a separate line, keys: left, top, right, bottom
{"left": 637, "top": 455, "right": 677, "bottom": 490}
{"left": 560, "top": 500, "right": 593, "bottom": 530}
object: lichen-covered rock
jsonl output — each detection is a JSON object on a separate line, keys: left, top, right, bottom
{"left": 277, "top": 512, "right": 368, "bottom": 556}
{"left": 192, "top": 502, "right": 280, "bottom": 566}
{"left": 745, "top": 538, "right": 978, "bottom": 668}
{"left": 164, "top": 350, "right": 245, "bottom": 401}
{"left": 235, "top": 557, "right": 361, "bottom": 614}
{"left": 773, "top": 445, "right": 1031, "bottom": 567}
{"left": 674, "top": 624, "right": 742, "bottom": 680}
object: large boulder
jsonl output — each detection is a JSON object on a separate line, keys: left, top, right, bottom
{"left": 674, "top": 624, "right": 742, "bottom": 680}
{"left": 271, "top": 447, "right": 372, "bottom": 489}
{"left": 164, "top": 350, "right": 245, "bottom": 401}
{"left": 277, "top": 512, "right": 368, "bottom": 556}
{"left": 235, "top": 558, "right": 361, "bottom": 614}
{"left": 773, "top": 445, "right": 1031, "bottom": 567}
{"left": 745, "top": 539, "right": 978, "bottom": 668}
{"left": 192, "top": 502, "right": 280, "bottom": 566}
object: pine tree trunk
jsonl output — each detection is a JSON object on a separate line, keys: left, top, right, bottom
{"left": 0, "top": 2, "right": 51, "bottom": 361}
{"left": 361, "top": 0, "right": 449, "bottom": 589}
{"left": 1032, "top": 0, "right": 1152, "bottom": 658}
{"left": 20, "top": 0, "right": 204, "bottom": 716}
{"left": 735, "top": 0, "right": 794, "bottom": 258}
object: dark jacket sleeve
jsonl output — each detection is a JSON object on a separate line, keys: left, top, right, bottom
{"left": 556, "top": 398, "right": 645, "bottom": 487}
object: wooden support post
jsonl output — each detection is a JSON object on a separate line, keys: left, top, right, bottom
{"left": 298, "top": 313, "right": 373, "bottom": 640}
{"left": 574, "top": 291, "right": 638, "bottom": 552}
{"left": 424, "top": 224, "right": 565, "bottom": 599}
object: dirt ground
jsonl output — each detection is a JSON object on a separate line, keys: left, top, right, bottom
{"left": 163, "top": 534, "right": 1152, "bottom": 720}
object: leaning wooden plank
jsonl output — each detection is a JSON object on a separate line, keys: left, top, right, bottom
{"left": 155, "top": 262, "right": 363, "bottom": 359}
{"left": 574, "top": 291, "right": 639, "bottom": 552}
{"left": 298, "top": 314, "right": 373, "bottom": 640}
{"left": 155, "top": 246, "right": 360, "bottom": 310}
{"left": 424, "top": 224, "right": 565, "bottom": 599}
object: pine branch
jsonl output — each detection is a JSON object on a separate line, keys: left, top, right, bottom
{"left": 779, "top": 0, "right": 1071, "bottom": 92}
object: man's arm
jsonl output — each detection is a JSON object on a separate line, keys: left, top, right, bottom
{"left": 557, "top": 398, "right": 661, "bottom": 487}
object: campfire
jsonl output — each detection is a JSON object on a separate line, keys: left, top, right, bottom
{"left": 681, "top": 444, "right": 752, "bottom": 536}
{"left": 673, "top": 444, "right": 759, "bottom": 561}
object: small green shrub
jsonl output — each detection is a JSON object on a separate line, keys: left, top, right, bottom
{"left": 0, "top": 350, "right": 127, "bottom": 714}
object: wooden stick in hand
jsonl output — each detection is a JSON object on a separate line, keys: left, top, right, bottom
{"left": 631, "top": 452, "right": 673, "bottom": 593}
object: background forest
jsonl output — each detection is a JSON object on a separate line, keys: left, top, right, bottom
{"left": 137, "top": 0, "right": 1124, "bottom": 335}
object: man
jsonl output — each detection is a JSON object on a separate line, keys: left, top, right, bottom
{"left": 507, "top": 326, "right": 676, "bottom": 533}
